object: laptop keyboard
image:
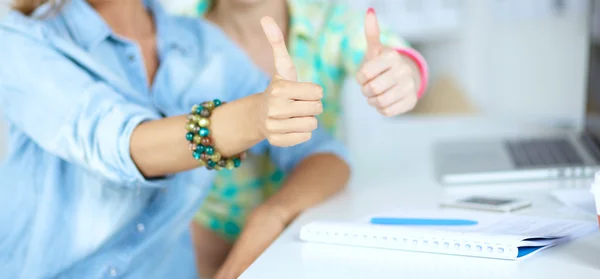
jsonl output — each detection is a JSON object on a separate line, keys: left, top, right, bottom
{"left": 505, "top": 138, "right": 584, "bottom": 168}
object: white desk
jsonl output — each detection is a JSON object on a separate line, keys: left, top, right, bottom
{"left": 240, "top": 117, "right": 600, "bottom": 279}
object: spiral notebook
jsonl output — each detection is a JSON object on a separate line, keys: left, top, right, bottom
{"left": 299, "top": 210, "right": 597, "bottom": 260}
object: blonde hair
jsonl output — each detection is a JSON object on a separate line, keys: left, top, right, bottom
{"left": 12, "top": 0, "right": 64, "bottom": 16}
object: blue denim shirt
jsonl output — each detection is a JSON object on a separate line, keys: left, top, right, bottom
{"left": 0, "top": 0, "right": 348, "bottom": 278}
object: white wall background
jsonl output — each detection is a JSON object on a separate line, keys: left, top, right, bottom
{"left": 420, "top": 0, "right": 590, "bottom": 128}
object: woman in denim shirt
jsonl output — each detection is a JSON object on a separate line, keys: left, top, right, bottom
{"left": 0, "top": 0, "right": 350, "bottom": 278}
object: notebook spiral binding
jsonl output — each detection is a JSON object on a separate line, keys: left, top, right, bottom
{"left": 299, "top": 223, "right": 519, "bottom": 260}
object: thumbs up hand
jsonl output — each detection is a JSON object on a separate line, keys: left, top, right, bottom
{"left": 356, "top": 9, "right": 421, "bottom": 117}
{"left": 257, "top": 17, "right": 323, "bottom": 147}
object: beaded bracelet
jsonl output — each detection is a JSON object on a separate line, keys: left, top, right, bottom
{"left": 185, "top": 99, "right": 246, "bottom": 171}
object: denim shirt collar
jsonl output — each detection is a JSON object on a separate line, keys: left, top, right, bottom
{"left": 59, "top": 0, "right": 195, "bottom": 54}
{"left": 59, "top": 0, "right": 110, "bottom": 50}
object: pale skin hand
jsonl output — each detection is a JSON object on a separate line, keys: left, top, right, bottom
{"left": 257, "top": 16, "right": 323, "bottom": 147}
{"left": 356, "top": 10, "right": 421, "bottom": 117}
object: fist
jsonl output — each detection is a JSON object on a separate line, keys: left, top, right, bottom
{"left": 356, "top": 9, "right": 421, "bottom": 117}
{"left": 258, "top": 17, "right": 323, "bottom": 147}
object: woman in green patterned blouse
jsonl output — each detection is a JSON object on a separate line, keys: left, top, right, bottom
{"left": 179, "top": 0, "right": 429, "bottom": 278}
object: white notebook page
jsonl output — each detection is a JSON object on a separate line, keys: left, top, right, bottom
{"left": 362, "top": 209, "right": 594, "bottom": 240}
{"left": 299, "top": 209, "right": 597, "bottom": 259}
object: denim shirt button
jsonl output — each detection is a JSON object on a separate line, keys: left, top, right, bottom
{"left": 108, "top": 266, "right": 118, "bottom": 277}
{"left": 136, "top": 223, "right": 145, "bottom": 233}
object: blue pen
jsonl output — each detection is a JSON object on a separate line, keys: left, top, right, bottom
{"left": 370, "top": 217, "right": 478, "bottom": 226}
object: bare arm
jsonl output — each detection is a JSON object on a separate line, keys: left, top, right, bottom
{"left": 213, "top": 154, "right": 350, "bottom": 279}
{"left": 130, "top": 93, "right": 264, "bottom": 178}
{"left": 262, "top": 154, "right": 350, "bottom": 222}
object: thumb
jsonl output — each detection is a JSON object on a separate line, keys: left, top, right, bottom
{"left": 261, "top": 16, "right": 297, "bottom": 81}
{"left": 364, "top": 8, "right": 383, "bottom": 60}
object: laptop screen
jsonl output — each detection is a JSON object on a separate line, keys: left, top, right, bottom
{"left": 586, "top": 1, "right": 600, "bottom": 138}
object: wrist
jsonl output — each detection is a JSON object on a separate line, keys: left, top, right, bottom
{"left": 395, "top": 48, "right": 429, "bottom": 98}
{"left": 251, "top": 92, "right": 269, "bottom": 140}
{"left": 241, "top": 92, "right": 268, "bottom": 143}
{"left": 209, "top": 93, "right": 265, "bottom": 157}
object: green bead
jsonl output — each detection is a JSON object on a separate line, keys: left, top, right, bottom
{"left": 199, "top": 127, "right": 210, "bottom": 137}
{"left": 214, "top": 99, "right": 222, "bottom": 107}
{"left": 205, "top": 146, "right": 214, "bottom": 155}
{"left": 196, "top": 145, "right": 205, "bottom": 153}
{"left": 233, "top": 158, "right": 242, "bottom": 168}
{"left": 185, "top": 132, "right": 194, "bottom": 141}
{"left": 193, "top": 150, "right": 201, "bottom": 160}
{"left": 195, "top": 106, "right": 204, "bottom": 115}
{"left": 207, "top": 160, "right": 216, "bottom": 167}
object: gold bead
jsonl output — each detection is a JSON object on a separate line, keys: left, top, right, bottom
{"left": 203, "top": 101, "right": 215, "bottom": 110}
{"left": 191, "top": 104, "right": 199, "bottom": 113}
{"left": 211, "top": 153, "right": 221, "bottom": 162}
{"left": 225, "top": 159, "right": 235, "bottom": 170}
{"left": 185, "top": 122, "right": 196, "bottom": 132}
{"left": 214, "top": 166, "right": 223, "bottom": 171}
{"left": 193, "top": 135, "right": 202, "bottom": 144}
{"left": 192, "top": 114, "right": 201, "bottom": 123}
{"left": 197, "top": 160, "right": 207, "bottom": 167}
{"left": 198, "top": 117, "right": 210, "bottom": 128}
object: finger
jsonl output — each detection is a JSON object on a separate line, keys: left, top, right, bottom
{"left": 267, "top": 132, "right": 312, "bottom": 147}
{"left": 271, "top": 79, "right": 323, "bottom": 101}
{"left": 265, "top": 117, "right": 318, "bottom": 133}
{"left": 261, "top": 16, "right": 297, "bottom": 81}
{"left": 356, "top": 50, "right": 399, "bottom": 85}
{"left": 367, "top": 84, "right": 401, "bottom": 108}
{"left": 377, "top": 93, "right": 418, "bottom": 117}
{"left": 365, "top": 8, "right": 383, "bottom": 59}
{"left": 361, "top": 69, "right": 404, "bottom": 97}
{"left": 269, "top": 100, "right": 322, "bottom": 119}
{"left": 367, "top": 81, "right": 417, "bottom": 108}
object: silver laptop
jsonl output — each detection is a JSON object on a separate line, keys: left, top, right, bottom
{"left": 435, "top": 3, "right": 600, "bottom": 185}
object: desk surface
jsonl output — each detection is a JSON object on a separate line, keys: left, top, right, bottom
{"left": 240, "top": 117, "right": 600, "bottom": 279}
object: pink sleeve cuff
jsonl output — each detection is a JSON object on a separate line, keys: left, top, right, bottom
{"left": 395, "top": 48, "right": 429, "bottom": 99}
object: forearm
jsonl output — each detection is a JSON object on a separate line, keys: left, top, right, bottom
{"left": 262, "top": 153, "right": 351, "bottom": 224}
{"left": 213, "top": 154, "right": 350, "bottom": 278}
{"left": 130, "top": 93, "right": 265, "bottom": 177}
